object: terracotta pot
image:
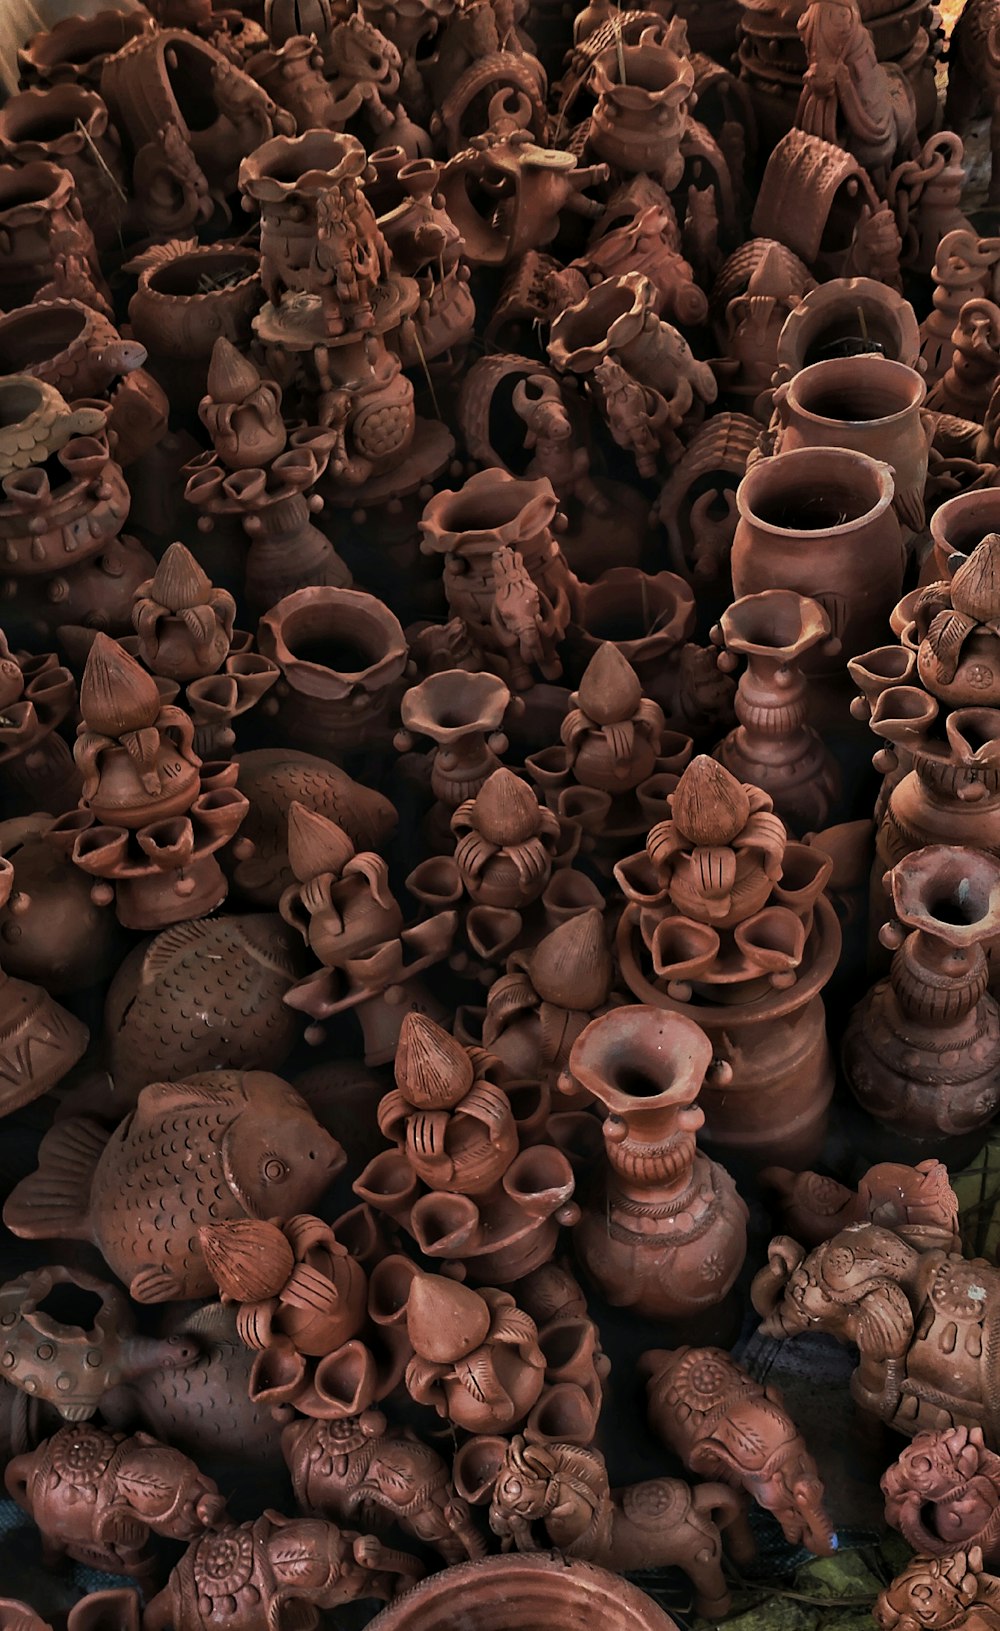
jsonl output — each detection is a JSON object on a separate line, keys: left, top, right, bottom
{"left": 0, "top": 86, "right": 127, "bottom": 250}
{"left": 733, "top": 445, "right": 905, "bottom": 674}
{"left": 773, "top": 276, "right": 922, "bottom": 384}
{"left": 364, "top": 1554, "right": 681, "bottom": 1631}
{"left": 561, "top": 1005, "right": 747, "bottom": 1320}
{"left": 0, "top": 815, "right": 123, "bottom": 994}
{"left": 774, "top": 355, "right": 929, "bottom": 534}
{"left": 259, "top": 587, "right": 408, "bottom": 755}
{"left": 127, "top": 244, "right": 263, "bottom": 413}
{"left": 18, "top": 9, "right": 155, "bottom": 89}
{"left": 928, "top": 488, "right": 1000, "bottom": 584}
{"left": 0, "top": 161, "right": 108, "bottom": 313}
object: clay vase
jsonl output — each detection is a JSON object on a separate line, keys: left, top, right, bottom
{"left": 0, "top": 86, "right": 127, "bottom": 250}
{"left": 395, "top": 670, "right": 512, "bottom": 819}
{"left": 773, "top": 355, "right": 929, "bottom": 535}
{"left": 733, "top": 445, "right": 905, "bottom": 676}
{"left": 844, "top": 845, "right": 1000, "bottom": 1142}
{"left": 712, "top": 590, "right": 842, "bottom": 834}
{"left": 364, "top": 1555, "right": 681, "bottom": 1631}
{"left": 559, "top": 1005, "right": 748, "bottom": 1321}
{"left": 258, "top": 587, "right": 408, "bottom": 757}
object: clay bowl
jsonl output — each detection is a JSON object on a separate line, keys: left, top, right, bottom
{"left": 365, "top": 1555, "right": 680, "bottom": 1631}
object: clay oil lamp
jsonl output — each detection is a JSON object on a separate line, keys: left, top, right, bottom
{"left": 355, "top": 1011, "right": 578, "bottom": 1284}
{"left": 280, "top": 802, "right": 456, "bottom": 1065}
{"left": 526, "top": 642, "right": 692, "bottom": 872}
{"left": 49, "top": 635, "right": 251, "bottom": 931}
{"left": 615, "top": 755, "right": 840, "bottom": 1169}
{"left": 398, "top": 1270, "right": 546, "bottom": 1433}
{"left": 131, "top": 542, "right": 279, "bottom": 758}
{"left": 844, "top": 844, "right": 1000, "bottom": 1144}
{"left": 394, "top": 668, "right": 513, "bottom": 847}
{"left": 711, "top": 589, "right": 842, "bottom": 834}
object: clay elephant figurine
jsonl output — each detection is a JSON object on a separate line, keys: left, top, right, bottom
{"left": 640, "top": 1345, "right": 836, "bottom": 1555}
{"left": 6, "top": 1422, "right": 226, "bottom": 1578}
{"left": 143, "top": 1511, "right": 423, "bottom": 1631}
{"left": 752, "top": 1224, "right": 1000, "bottom": 1445}
{"left": 454, "top": 1433, "right": 754, "bottom": 1619}
{"left": 874, "top": 1546, "right": 1000, "bottom": 1629}
{"left": 882, "top": 1426, "right": 1000, "bottom": 1566}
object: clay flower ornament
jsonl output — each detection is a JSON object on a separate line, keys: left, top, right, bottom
{"left": 50, "top": 634, "right": 252, "bottom": 930}
{"left": 910, "top": 534, "right": 1000, "bottom": 704}
{"left": 402, "top": 1272, "right": 547, "bottom": 1434}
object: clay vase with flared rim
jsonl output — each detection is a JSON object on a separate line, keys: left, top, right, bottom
{"left": 844, "top": 845, "right": 1000, "bottom": 1141}
{"left": 713, "top": 590, "right": 842, "bottom": 834}
{"left": 364, "top": 1555, "right": 681, "bottom": 1631}
{"left": 0, "top": 816, "right": 123, "bottom": 995}
{"left": 127, "top": 246, "right": 263, "bottom": 413}
{"left": 615, "top": 896, "right": 842, "bottom": 1172}
{"left": 773, "top": 356, "right": 929, "bottom": 535}
{"left": 0, "top": 86, "right": 127, "bottom": 250}
{"left": 733, "top": 445, "right": 905, "bottom": 676}
{"left": 560, "top": 1005, "right": 747, "bottom": 1321}
{"left": 773, "top": 277, "right": 922, "bottom": 385}
{"left": 0, "top": 161, "right": 107, "bottom": 313}
{"left": 258, "top": 588, "right": 408, "bottom": 757}
{"left": 928, "top": 489, "right": 1000, "bottom": 584}
{"left": 418, "top": 470, "right": 571, "bottom": 633}
{"left": 396, "top": 670, "right": 512, "bottom": 811}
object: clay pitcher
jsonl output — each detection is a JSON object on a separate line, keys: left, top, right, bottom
{"left": 560, "top": 1005, "right": 747, "bottom": 1322}
{"left": 733, "top": 445, "right": 905, "bottom": 676}
{"left": 773, "top": 356, "right": 929, "bottom": 534}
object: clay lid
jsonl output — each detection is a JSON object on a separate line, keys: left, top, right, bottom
{"left": 670, "top": 756, "right": 750, "bottom": 845}
{"left": 406, "top": 1273, "right": 491, "bottom": 1361}
{"left": 396, "top": 1012, "right": 475, "bottom": 1107}
{"left": 146, "top": 541, "right": 214, "bottom": 612}
{"left": 576, "top": 642, "right": 642, "bottom": 725}
{"left": 81, "top": 633, "right": 162, "bottom": 735}
{"left": 206, "top": 336, "right": 262, "bottom": 406}
{"left": 287, "top": 801, "right": 356, "bottom": 881}
{"left": 517, "top": 908, "right": 611, "bottom": 1009}
{"left": 471, "top": 768, "right": 541, "bottom": 845}
{"left": 199, "top": 1218, "right": 295, "bottom": 1302}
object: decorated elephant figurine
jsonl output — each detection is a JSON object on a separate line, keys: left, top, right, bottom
{"left": 752, "top": 1224, "right": 1000, "bottom": 1445}
{"left": 143, "top": 1511, "right": 423, "bottom": 1631}
{"left": 874, "top": 1546, "right": 1000, "bottom": 1629}
{"left": 882, "top": 1426, "right": 1000, "bottom": 1565}
{"left": 5, "top": 1422, "right": 225, "bottom": 1578}
{"left": 640, "top": 1345, "right": 836, "bottom": 1555}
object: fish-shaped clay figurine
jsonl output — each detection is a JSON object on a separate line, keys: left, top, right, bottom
{"left": 3, "top": 1071, "right": 345, "bottom": 1304}
{"left": 104, "top": 915, "right": 307, "bottom": 1102}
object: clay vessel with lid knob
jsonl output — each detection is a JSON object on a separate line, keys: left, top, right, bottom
{"left": 258, "top": 587, "right": 408, "bottom": 757}
{"left": 364, "top": 1554, "right": 682, "bottom": 1631}
{"left": 772, "top": 355, "right": 929, "bottom": 535}
{"left": 711, "top": 590, "right": 841, "bottom": 834}
{"left": 733, "top": 444, "right": 905, "bottom": 678}
{"left": 558, "top": 1004, "right": 747, "bottom": 1321}
{"left": 844, "top": 845, "right": 1000, "bottom": 1142}
{"left": 614, "top": 755, "right": 841, "bottom": 1170}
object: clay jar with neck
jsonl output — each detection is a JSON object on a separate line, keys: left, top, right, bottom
{"left": 558, "top": 1005, "right": 747, "bottom": 1324}
{"left": 258, "top": 588, "right": 408, "bottom": 758}
{"left": 772, "top": 355, "right": 929, "bottom": 537}
{"left": 732, "top": 445, "right": 905, "bottom": 693}
{"left": 844, "top": 844, "right": 1000, "bottom": 1147}
{"left": 712, "top": 589, "right": 841, "bottom": 835}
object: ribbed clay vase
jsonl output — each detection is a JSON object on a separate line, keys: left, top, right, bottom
{"left": 365, "top": 1555, "right": 681, "bottom": 1631}
{"left": 258, "top": 587, "right": 408, "bottom": 757}
{"left": 844, "top": 844, "right": 1000, "bottom": 1142}
{"left": 559, "top": 1005, "right": 747, "bottom": 1321}
{"left": 772, "top": 355, "right": 929, "bottom": 534}
{"left": 733, "top": 445, "right": 905, "bottom": 678}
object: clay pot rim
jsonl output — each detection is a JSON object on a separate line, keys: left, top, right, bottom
{"left": 786, "top": 354, "right": 926, "bottom": 427}
{"left": 719, "top": 588, "right": 830, "bottom": 660}
{"left": 21, "top": 7, "right": 152, "bottom": 70}
{"left": 401, "top": 669, "right": 509, "bottom": 738}
{"left": 137, "top": 246, "right": 262, "bottom": 301}
{"left": 364, "top": 1552, "right": 681, "bottom": 1631}
{"left": 736, "top": 445, "right": 895, "bottom": 537}
{"left": 548, "top": 272, "right": 650, "bottom": 370}
{"left": 891, "top": 843, "right": 1000, "bottom": 943}
{"left": 774, "top": 277, "right": 921, "bottom": 381}
{"left": 421, "top": 469, "right": 559, "bottom": 548}
{"left": 0, "top": 85, "right": 108, "bottom": 150}
{"left": 240, "top": 129, "right": 368, "bottom": 199}
{"left": 259, "top": 587, "right": 407, "bottom": 689}
{"left": 0, "top": 159, "right": 74, "bottom": 213}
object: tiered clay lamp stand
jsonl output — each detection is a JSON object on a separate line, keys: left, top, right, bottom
{"left": 615, "top": 755, "right": 841, "bottom": 1172}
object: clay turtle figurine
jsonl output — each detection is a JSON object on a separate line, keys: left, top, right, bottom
{"left": 3, "top": 1072, "right": 345, "bottom": 1302}
{"left": 6, "top": 1422, "right": 226, "bottom": 1577}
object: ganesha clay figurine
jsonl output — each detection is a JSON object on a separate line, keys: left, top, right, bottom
{"left": 873, "top": 1547, "right": 1000, "bottom": 1631}
{"left": 282, "top": 1410, "right": 485, "bottom": 1565}
{"left": 883, "top": 1426, "right": 1000, "bottom": 1567}
{"left": 6, "top": 1423, "right": 225, "bottom": 1577}
{"left": 753, "top": 1224, "right": 1000, "bottom": 1446}
{"left": 4, "top": 1071, "right": 345, "bottom": 1303}
{"left": 559, "top": 1005, "right": 747, "bottom": 1321}
{"left": 641, "top": 1345, "right": 836, "bottom": 1555}
{"left": 143, "top": 1512, "right": 424, "bottom": 1631}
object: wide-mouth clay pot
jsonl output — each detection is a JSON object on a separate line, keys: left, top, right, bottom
{"left": 364, "top": 1554, "right": 681, "bottom": 1631}
{"left": 929, "top": 489, "right": 1000, "bottom": 582}
{"left": 773, "top": 276, "right": 922, "bottom": 382}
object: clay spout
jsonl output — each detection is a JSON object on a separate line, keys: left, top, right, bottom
{"left": 410, "top": 1191, "right": 482, "bottom": 1257}
{"left": 502, "top": 1146, "right": 577, "bottom": 1223}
